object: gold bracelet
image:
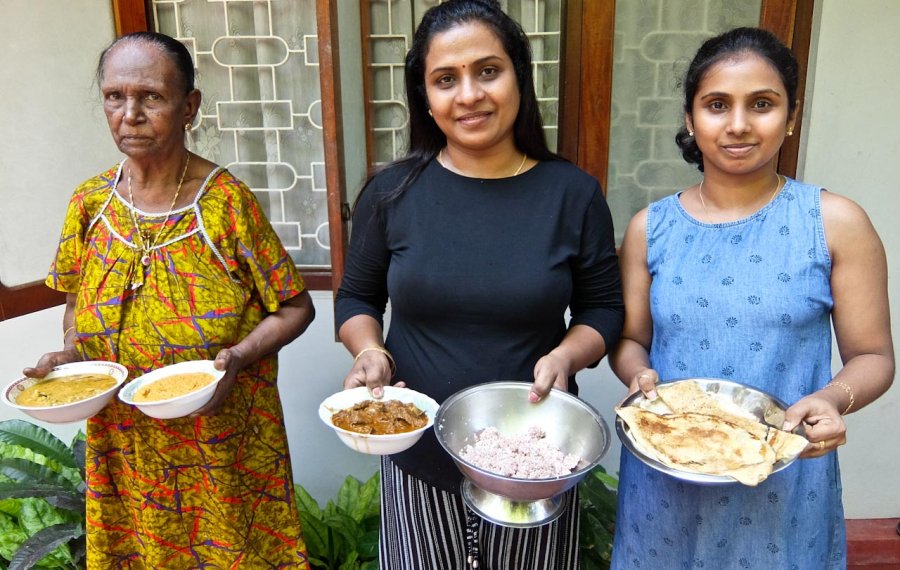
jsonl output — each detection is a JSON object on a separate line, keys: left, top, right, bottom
{"left": 354, "top": 346, "right": 396, "bottom": 376}
{"left": 825, "top": 381, "right": 855, "bottom": 415}
{"left": 63, "top": 325, "right": 76, "bottom": 339}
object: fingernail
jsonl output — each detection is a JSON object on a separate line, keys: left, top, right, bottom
{"left": 529, "top": 391, "right": 540, "bottom": 403}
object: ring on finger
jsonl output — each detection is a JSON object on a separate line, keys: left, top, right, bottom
{"left": 818, "top": 440, "right": 826, "bottom": 450}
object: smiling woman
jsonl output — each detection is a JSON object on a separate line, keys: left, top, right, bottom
{"left": 333, "top": 1, "right": 623, "bottom": 568}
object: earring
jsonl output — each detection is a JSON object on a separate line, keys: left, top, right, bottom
{"left": 688, "top": 130, "right": 694, "bottom": 137}
{"left": 786, "top": 128, "right": 794, "bottom": 136}
{"left": 184, "top": 122, "right": 192, "bottom": 132}
{"left": 427, "top": 109, "right": 433, "bottom": 117}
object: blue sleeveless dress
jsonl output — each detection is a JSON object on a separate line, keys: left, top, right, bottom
{"left": 612, "top": 179, "right": 846, "bottom": 569}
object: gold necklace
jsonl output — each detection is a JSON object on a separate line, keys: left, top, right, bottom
{"left": 438, "top": 149, "right": 528, "bottom": 177}
{"left": 697, "top": 173, "right": 782, "bottom": 221}
{"left": 127, "top": 153, "right": 191, "bottom": 267}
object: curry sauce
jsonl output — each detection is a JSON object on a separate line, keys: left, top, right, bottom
{"left": 332, "top": 399, "right": 428, "bottom": 435}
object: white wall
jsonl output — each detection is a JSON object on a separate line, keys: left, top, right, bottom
{"left": 1, "top": 0, "right": 896, "bottom": 517}
{"left": 0, "top": 1, "right": 118, "bottom": 286}
{"left": 798, "top": 0, "right": 900, "bottom": 518}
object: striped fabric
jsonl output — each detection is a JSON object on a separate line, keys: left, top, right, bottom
{"left": 380, "top": 456, "right": 581, "bottom": 569}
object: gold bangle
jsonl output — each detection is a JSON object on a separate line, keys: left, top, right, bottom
{"left": 63, "top": 325, "right": 76, "bottom": 339}
{"left": 825, "top": 381, "right": 854, "bottom": 415}
{"left": 354, "top": 346, "right": 396, "bottom": 376}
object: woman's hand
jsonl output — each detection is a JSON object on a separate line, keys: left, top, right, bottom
{"left": 625, "top": 368, "right": 659, "bottom": 400}
{"left": 783, "top": 393, "right": 847, "bottom": 458}
{"left": 23, "top": 349, "right": 83, "bottom": 379}
{"left": 342, "top": 350, "right": 405, "bottom": 398}
{"left": 531, "top": 353, "right": 569, "bottom": 402}
{"left": 192, "top": 347, "right": 245, "bottom": 416}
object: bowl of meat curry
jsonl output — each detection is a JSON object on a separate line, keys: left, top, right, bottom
{"left": 318, "top": 386, "right": 439, "bottom": 455}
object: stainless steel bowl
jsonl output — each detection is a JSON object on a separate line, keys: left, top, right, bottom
{"left": 434, "top": 382, "right": 610, "bottom": 504}
{"left": 616, "top": 377, "right": 806, "bottom": 485}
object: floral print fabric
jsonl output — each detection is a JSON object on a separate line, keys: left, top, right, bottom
{"left": 47, "top": 162, "right": 308, "bottom": 569}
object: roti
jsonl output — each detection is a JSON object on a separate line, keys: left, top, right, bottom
{"left": 617, "top": 407, "right": 775, "bottom": 486}
{"left": 655, "top": 381, "right": 768, "bottom": 439}
{"left": 618, "top": 380, "right": 809, "bottom": 486}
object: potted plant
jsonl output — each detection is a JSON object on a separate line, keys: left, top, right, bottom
{"left": 0, "top": 419, "right": 86, "bottom": 569}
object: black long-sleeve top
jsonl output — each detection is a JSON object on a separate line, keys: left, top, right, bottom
{"left": 335, "top": 158, "right": 624, "bottom": 491}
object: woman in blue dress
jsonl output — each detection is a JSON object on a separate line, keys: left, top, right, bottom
{"left": 610, "top": 28, "right": 894, "bottom": 569}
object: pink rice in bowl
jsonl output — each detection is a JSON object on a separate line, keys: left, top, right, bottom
{"left": 459, "top": 425, "right": 580, "bottom": 479}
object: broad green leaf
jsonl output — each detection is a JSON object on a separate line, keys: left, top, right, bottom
{"left": 324, "top": 511, "right": 361, "bottom": 546}
{"left": 306, "top": 555, "right": 329, "bottom": 570}
{"left": 353, "top": 475, "right": 380, "bottom": 521}
{"left": 0, "top": 483, "right": 83, "bottom": 513}
{"left": 0, "top": 422, "right": 75, "bottom": 470}
{"left": 357, "top": 529, "right": 379, "bottom": 559}
{"left": 297, "top": 511, "right": 330, "bottom": 562}
{"left": 361, "top": 561, "right": 378, "bottom": 570}
{"left": 589, "top": 468, "right": 619, "bottom": 490}
{"left": 0, "top": 444, "right": 82, "bottom": 490}
{"left": 0, "top": 511, "right": 28, "bottom": 561}
{"left": 0, "top": 459, "right": 78, "bottom": 491}
{"left": 295, "top": 486, "right": 323, "bottom": 518}
{"left": 17, "top": 498, "right": 66, "bottom": 536}
{"left": 337, "top": 550, "right": 359, "bottom": 570}
{"left": 8, "top": 523, "right": 81, "bottom": 570}
{"left": 335, "top": 477, "right": 361, "bottom": 513}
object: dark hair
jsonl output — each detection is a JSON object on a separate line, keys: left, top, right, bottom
{"left": 364, "top": 0, "right": 558, "bottom": 208}
{"left": 96, "top": 32, "right": 195, "bottom": 95}
{"left": 676, "top": 27, "right": 799, "bottom": 171}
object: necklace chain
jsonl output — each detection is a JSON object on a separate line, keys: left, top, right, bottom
{"left": 438, "top": 149, "right": 528, "bottom": 177}
{"left": 697, "top": 173, "right": 782, "bottom": 222}
{"left": 127, "top": 153, "right": 191, "bottom": 267}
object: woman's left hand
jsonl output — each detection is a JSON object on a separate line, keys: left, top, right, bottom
{"left": 192, "top": 347, "right": 245, "bottom": 416}
{"left": 530, "top": 352, "right": 569, "bottom": 403}
{"left": 783, "top": 393, "right": 848, "bottom": 458}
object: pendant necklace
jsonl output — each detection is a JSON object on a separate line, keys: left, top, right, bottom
{"left": 698, "top": 173, "right": 782, "bottom": 222}
{"left": 438, "top": 149, "right": 528, "bottom": 177}
{"left": 127, "top": 153, "right": 191, "bottom": 267}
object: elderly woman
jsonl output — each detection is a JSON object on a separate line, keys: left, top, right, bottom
{"left": 24, "top": 32, "right": 314, "bottom": 568}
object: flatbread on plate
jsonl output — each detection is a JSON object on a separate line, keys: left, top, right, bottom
{"left": 618, "top": 380, "right": 809, "bottom": 486}
{"left": 616, "top": 407, "right": 775, "bottom": 486}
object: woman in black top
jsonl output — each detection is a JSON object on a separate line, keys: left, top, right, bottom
{"left": 335, "top": 1, "right": 623, "bottom": 568}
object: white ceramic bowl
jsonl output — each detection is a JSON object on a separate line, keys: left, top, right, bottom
{"left": 2, "top": 361, "right": 128, "bottom": 423}
{"left": 318, "top": 386, "right": 440, "bottom": 455}
{"left": 118, "top": 360, "right": 226, "bottom": 419}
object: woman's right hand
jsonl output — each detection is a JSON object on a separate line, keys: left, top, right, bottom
{"left": 627, "top": 368, "right": 660, "bottom": 400}
{"left": 342, "top": 350, "right": 405, "bottom": 398}
{"left": 23, "top": 348, "right": 83, "bottom": 379}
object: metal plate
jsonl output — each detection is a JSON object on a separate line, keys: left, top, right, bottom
{"left": 615, "top": 378, "right": 806, "bottom": 485}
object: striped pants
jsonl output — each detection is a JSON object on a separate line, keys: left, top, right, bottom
{"left": 379, "top": 456, "right": 581, "bottom": 570}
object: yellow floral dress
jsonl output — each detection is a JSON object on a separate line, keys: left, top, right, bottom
{"left": 47, "top": 162, "right": 309, "bottom": 569}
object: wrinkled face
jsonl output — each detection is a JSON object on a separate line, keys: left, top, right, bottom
{"left": 100, "top": 42, "right": 197, "bottom": 160}
{"left": 686, "top": 53, "right": 797, "bottom": 178}
{"left": 423, "top": 21, "right": 520, "bottom": 154}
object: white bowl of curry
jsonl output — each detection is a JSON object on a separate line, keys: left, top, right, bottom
{"left": 118, "top": 360, "right": 225, "bottom": 419}
{"left": 3, "top": 361, "right": 128, "bottom": 423}
{"left": 319, "top": 386, "right": 440, "bottom": 455}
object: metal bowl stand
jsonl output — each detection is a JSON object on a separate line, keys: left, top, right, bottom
{"left": 461, "top": 479, "right": 565, "bottom": 528}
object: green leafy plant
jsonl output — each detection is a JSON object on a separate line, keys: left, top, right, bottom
{"left": 0, "top": 420, "right": 86, "bottom": 570}
{"left": 579, "top": 464, "right": 618, "bottom": 570}
{"left": 295, "top": 472, "right": 380, "bottom": 570}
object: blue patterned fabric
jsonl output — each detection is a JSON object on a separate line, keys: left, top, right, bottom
{"left": 612, "top": 179, "right": 846, "bottom": 569}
